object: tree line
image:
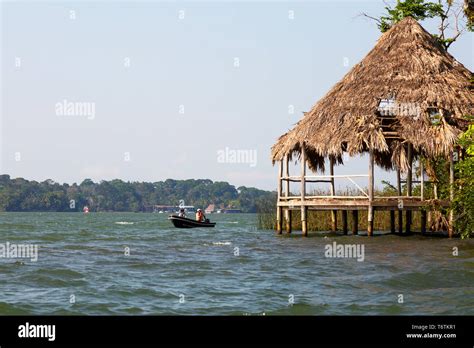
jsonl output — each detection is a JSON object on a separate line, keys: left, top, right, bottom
{"left": 0, "top": 175, "right": 275, "bottom": 213}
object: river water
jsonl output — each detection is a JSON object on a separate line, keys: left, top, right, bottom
{"left": 0, "top": 212, "right": 473, "bottom": 315}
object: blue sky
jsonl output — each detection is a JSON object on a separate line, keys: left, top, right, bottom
{"left": 1, "top": 1, "right": 472, "bottom": 191}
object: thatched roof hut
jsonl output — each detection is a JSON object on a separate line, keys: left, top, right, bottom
{"left": 271, "top": 17, "right": 473, "bottom": 173}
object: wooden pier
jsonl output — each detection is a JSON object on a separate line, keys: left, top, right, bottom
{"left": 275, "top": 147, "right": 453, "bottom": 237}
{"left": 270, "top": 18, "right": 471, "bottom": 239}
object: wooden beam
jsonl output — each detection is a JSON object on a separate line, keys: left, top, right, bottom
{"left": 284, "top": 155, "right": 291, "bottom": 234}
{"left": 420, "top": 159, "right": 426, "bottom": 236}
{"left": 352, "top": 210, "right": 358, "bottom": 235}
{"left": 397, "top": 169, "right": 403, "bottom": 234}
{"left": 420, "top": 159, "right": 424, "bottom": 201}
{"left": 406, "top": 144, "right": 413, "bottom": 233}
{"left": 421, "top": 210, "right": 427, "bottom": 235}
{"left": 368, "top": 149, "right": 374, "bottom": 236}
{"left": 330, "top": 157, "right": 337, "bottom": 232}
{"left": 277, "top": 160, "right": 283, "bottom": 234}
{"left": 301, "top": 146, "right": 308, "bottom": 236}
{"left": 285, "top": 209, "right": 292, "bottom": 234}
{"left": 284, "top": 155, "right": 290, "bottom": 198}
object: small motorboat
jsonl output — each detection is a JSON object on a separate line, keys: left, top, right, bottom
{"left": 168, "top": 215, "right": 216, "bottom": 228}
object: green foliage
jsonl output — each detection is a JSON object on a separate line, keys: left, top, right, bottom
{"left": 378, "top": 0, "right": 445, "bottom": 32}
{"left": 0, "top": 176, "right": 274, "bottom": 213}
{"left": 453, "top": 123, "right": 474, "bottom": 238}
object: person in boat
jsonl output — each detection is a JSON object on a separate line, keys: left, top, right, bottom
{"left": 195, "top": 209, "right": 206, "bottom": 222}
{"left": 178, "top": 208, "right": 186, "bottom": 218}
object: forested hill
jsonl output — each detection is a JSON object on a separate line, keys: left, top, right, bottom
{"left": 0, "top": 175, "right": 275, "bottom": 213}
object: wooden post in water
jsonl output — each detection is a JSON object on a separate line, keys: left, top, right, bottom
{"left": 301, "top": 146, "right": 308, "bottom": 236}
{"left": 342, "top": 210, "right": 348, "bottom": 235}
{"left": 368, "top": 149, "right": 374, "bottom": 236}
{"left": 284, "top": 155, "right": 292, "bottom": 233}
{"left": 397, "top": 169, "right": 403, "bottom": 234}
{"left": 448, "top": 151, "right": 454, "bottom": 238}
{"left": 276, "top": 160, "right": 283, "bottom": 234}
{"left": 330, "top": 157, "right": 337, "bottom": 232}
{"left": 406, "top": 144, "right": 413, "bottom": 234}
{"left": 352, "top": 210, "right": 358, "bottom": 235}
{"left": 420, "top": 160, "right": 426, "bottom": 235}
{"left": 390, "top": 211, "right": 395, "bottom": 233}
{"left": 421, "top": 209, "right": 427, "bottom": 235}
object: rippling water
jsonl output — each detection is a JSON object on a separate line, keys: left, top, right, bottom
{"left": 0, "top": 212, "right": 473, "bottom": 315}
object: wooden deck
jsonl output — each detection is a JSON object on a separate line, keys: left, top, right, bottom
{"left": 275, "top": 146, "right": 454, "bottom": 237}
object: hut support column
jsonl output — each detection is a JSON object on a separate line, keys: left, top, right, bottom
{"left": 301, "top": 146, "right": 308, "bottom": 236}
{"left": 406, "top": 144, "right": 413, "bottom": 234}
{"left": 352, "top": 210, "right": 358, "bottom": 235}
{"left": 284, "top": 155, "right": 292, "bottom": 234}
{"left": 276, "top": 160, "right": 283, "bottom": 234}
{"left": 448, "top": 151, "right": 454, "bottom": 238}
{"left": 397, "top": 169, "right": 403, "bottom": 234}
{"left": 367, "top": 150, "right": 374, "bottom": 236}
{"left": 330, "top": 157, "right": 337, "bottom": 232}
{"left": 342, "top": 210, "right": 348, "bottom": 235}
{"left": 420, "top": 160, "right": 426, "bottom": 235}
{"left": 390, "top": 211, "right": 395, "bottom": 233}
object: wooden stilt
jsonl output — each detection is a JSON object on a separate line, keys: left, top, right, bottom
{"left": 448, "top": 151, "right": 454, "bottom": 238}
{"left": 330, "top": 157, "right": 337, "bottom": 231}
{"left": 301, "top": 146, "right": 308, "bottom": 236}
{"left": 390, "top": 210, "right": 395, "bottom": 233}
{"left": 421, "top": 210, "right": 427, "bottom": 235}
{"left": 368, "top": 149, "right": 374, "bottom": 236}
{"left": 397, "top": 169, "right": 403, "bottom": 234}
{"left": 301, "top": 207, "right": 307, "bottom": 236}
{"left": 276, "top": 160, "right": 283, "bottom": 234}
{"left": 284, "top": 156, "right": 291, "bottom": 234}
{"left": 420, "top": 160, "right": 424, "bottom": 201}
{"left": 285, "top": 209, "right": 292, "bottom": 234}
{"left": 352, "top": 210, "right": 358, "bottom": 235}
{"left": 276, "top": 207, "right": 283, "bottom": 234}
{"left": 342, "top": 210, "right": 348, "bottom": 235}
{"left": 405, "top": 144, "right": 413, "bottom": 234}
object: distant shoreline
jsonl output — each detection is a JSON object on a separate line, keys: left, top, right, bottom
{"left": 0, "top": 174, "right": 275, "bottom": 213}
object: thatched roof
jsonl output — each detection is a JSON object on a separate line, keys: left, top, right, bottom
{"left": 271, "top": 17, "right": 474, "bottom": 172}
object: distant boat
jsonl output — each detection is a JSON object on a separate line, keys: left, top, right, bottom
{"left": 168, "top": 215, "right": 216, "bottom": 228}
